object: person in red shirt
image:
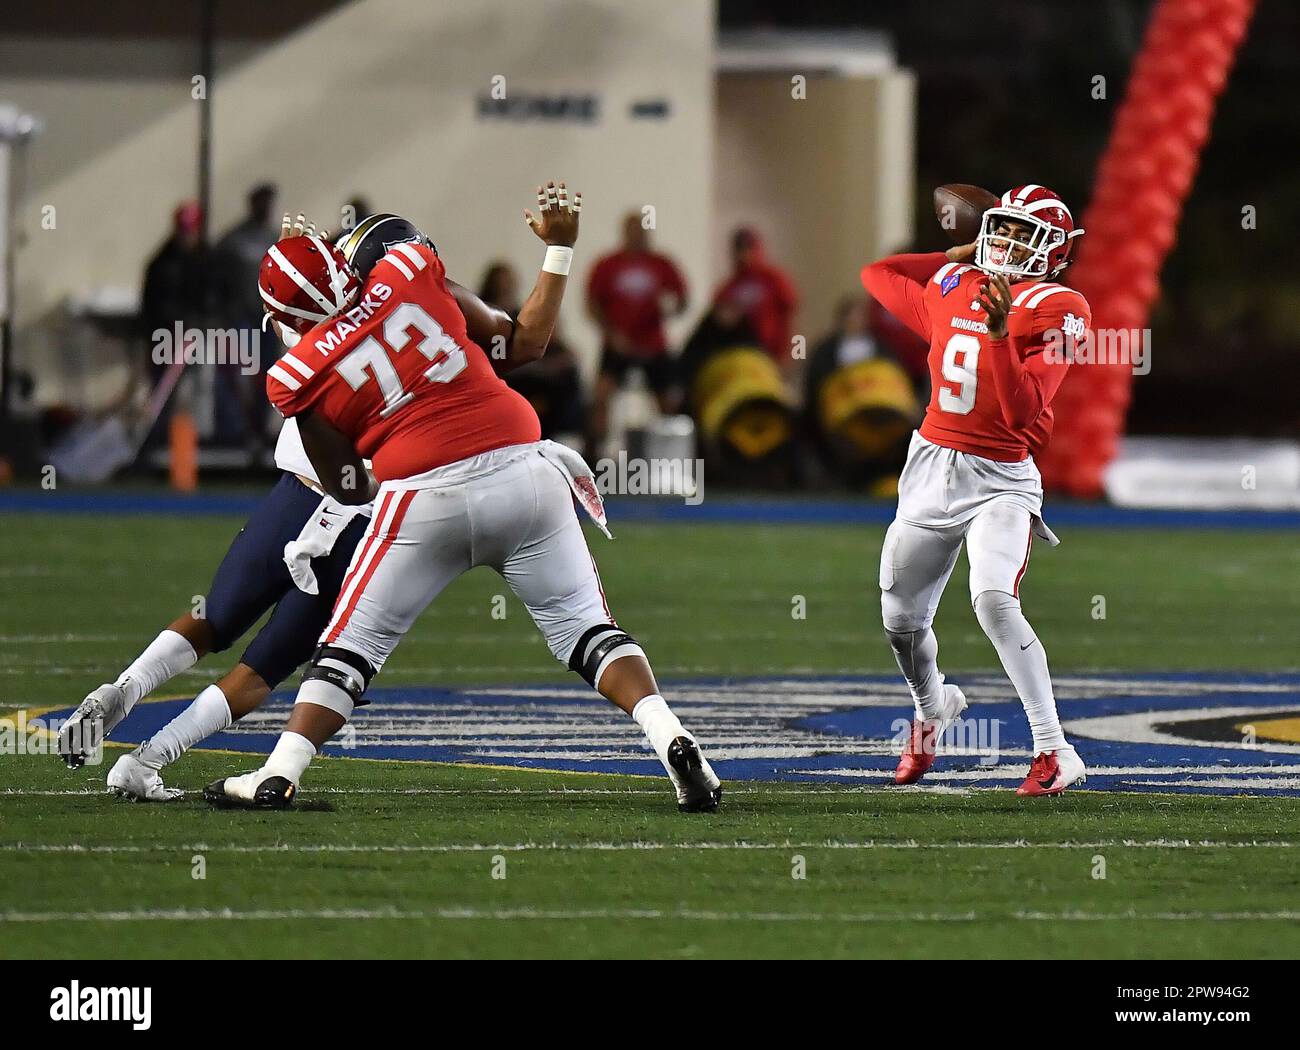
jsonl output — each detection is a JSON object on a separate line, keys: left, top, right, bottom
{"left": 861, "top": 184, "right": 1091, "bottom": 797}
{"left": 710, "top": 227, "right": 799, "bottom": 369}
{"left": 586, "top": 211, "right": 688, "bottom": 440}
{"left": 205, "top": 191, "right": 721, "bottom": 814}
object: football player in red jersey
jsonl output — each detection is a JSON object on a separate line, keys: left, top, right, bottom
{"left": 205, "top": 183, "right": 721, "bottom": 812}
{"left": 861, "top": 185, "right": 1090, "bottom": 796}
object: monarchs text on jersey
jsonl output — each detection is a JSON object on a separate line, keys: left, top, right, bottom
{"left": 266, "top": 242, "right": 540, "bottom": 481}
{"left": 862, "top": 252, "right": 1091, "bottom": 462}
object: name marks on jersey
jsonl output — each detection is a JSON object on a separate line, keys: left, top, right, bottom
{"left": 313, "top": 282, "right": 394, "bottom": 356}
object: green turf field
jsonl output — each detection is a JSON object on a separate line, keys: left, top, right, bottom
{"left": 3, "top": 511, "right": 1299, "bottom": 959}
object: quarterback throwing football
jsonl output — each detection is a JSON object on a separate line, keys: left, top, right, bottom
{"left": 862, "top": 184, "right": 1089, "bottom": 796}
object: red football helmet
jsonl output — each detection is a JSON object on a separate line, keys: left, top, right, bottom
{"left": 258, "top": 235, "right": 361, "bottom": 334}
{"left": 975, "top": 184, "right": 1083, "bottom": 280}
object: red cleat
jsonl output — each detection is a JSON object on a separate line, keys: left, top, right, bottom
{"left": 894, "top": 718, "right": 941, "bottom": 784}
{"left": 893, "top": 681, "right": 967, "bottom": 785}
{"left": 1015, "top": 748, "right": 1086, "bottom": 796}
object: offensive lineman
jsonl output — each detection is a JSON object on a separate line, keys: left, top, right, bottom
{"left": 206, "top": 182, "right": 722, "bottom": 812}
{"left": 861, "top": 184, "right": 1090, "bottom": 796}
{"left": 56, "top": 214, "right": 370, "bottom": 799}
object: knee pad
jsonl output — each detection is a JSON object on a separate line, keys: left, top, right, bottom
{"left": 567, "top": 624, "right": 645, "bottom": 689}
{"left": 297, "top": 645, "right": 375, "bottom": 720}
{"left": 881, "top": 592, "right": 933, "bottom": 635}
{"left": 973, "top": 589, "right": 1021, "bottom": 637}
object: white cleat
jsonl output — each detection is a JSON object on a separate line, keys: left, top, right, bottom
{"left": 666, "top": 736, "right": 722, "bottom": 813}
{"left": 938, "top": 678, "right": 969, "bottom": 728}
{"left": 107, "top": 749, "right": 182, "bottom": 802}
{"left": 57, "top": 684, "right": 128, "bottom": 769}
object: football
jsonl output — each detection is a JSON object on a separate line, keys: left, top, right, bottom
{"left": 933, "top": 183, "right": 999, "bottom": 245}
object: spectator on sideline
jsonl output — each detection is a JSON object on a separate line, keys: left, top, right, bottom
{"left": 138, "top": 200, "right": 211, "bottom": 456}
{"left": 478, "top": 261, "right": 585, "bottom": 442}
{"left": 587, "top": 210, "right": 689, "bottom": 443}
{"left": 710, "top": 227, "right": 799, "bottom": 369}
{"left": 213, "top": 183, "right": 278, "bottom": 448}
{"left": 478, "top": 260, "right": 522, "bottom": 316}
{"left": 804, "top": 293, "right": 920, "bottom": 487}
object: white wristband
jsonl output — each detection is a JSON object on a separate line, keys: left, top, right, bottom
{"left": 542, "top": 245, "right": 573, "bottom": 276}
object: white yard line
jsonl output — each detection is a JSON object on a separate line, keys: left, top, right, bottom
{"left": 2, "top": 786, "right": 901, "bottom": 797}
{"left": 1, "top": 839, "right": 1294, "bottom": 855}
{"left": 2, "top": 906, "right": 1296, "bottom": 924}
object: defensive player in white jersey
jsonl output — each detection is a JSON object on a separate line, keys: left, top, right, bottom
{"left": 56, "top": 214, "right": 377, "bottom": 799}
{"left": 205, "top": 183, "right": 722, "bottom": 812}
{"left": 57, "top": 222, "right": 373, "bottom": 799}
{"left": 861, "top": 184, "right": 1091, "bottom": 796}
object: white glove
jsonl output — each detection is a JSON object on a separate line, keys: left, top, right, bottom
{"left": 284, "top": 497, "right": 365, "bottom": 594}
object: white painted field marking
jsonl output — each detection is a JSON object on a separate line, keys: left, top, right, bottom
{"left": 0, "top": 634, "right": 128, "bottom": 644}
{"left": 2, "top": 906, "right": 1297, "bottom": 924}
{"left": 2, "top": 839, "right": 1294, "bottom": 855}
{"left": 802, "top": 764, "right": 1300, "bottom": 781}
{"left": 1, "top": 786, "right": 948, "bottom": 798}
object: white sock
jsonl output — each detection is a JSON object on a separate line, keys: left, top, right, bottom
{"left": 142, "top": 684, "right": 232, "bottom": 768}
{"left": 261, "top": 731, "right": 317, "bottom": 785}
{"left": 631, "top": 695, "right": 719, "bottom": 800}
{"left": 973, "top": 590, "right": 1067, "bottom": 753}
{"left": 631, "top": 694, "right": 688, "bottom": 769}
{"left": 886, "top": 626, "right": 946, "bottom": 720}
{"left": 114, "top": 630, "right": 198, "bottom": 712}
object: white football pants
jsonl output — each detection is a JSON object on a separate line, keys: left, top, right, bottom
{"left": 322, "top": 445, "right": 614, "bottom": 673}
{"left": 879, "top": 434, "right": 1067, "bottom": 753}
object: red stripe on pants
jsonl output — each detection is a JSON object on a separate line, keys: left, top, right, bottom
{"left": 1013, "top": 527, "right": 1033, "bottom": 598}
{"left": 326, "top": 490, "right": 415, "bottom": 644}
{"left": 325, "top": 491, "right": 392, "bottom": 632}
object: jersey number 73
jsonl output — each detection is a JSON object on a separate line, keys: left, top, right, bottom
{"left": 336, "top": 301, "right": 468, "bottom": 418}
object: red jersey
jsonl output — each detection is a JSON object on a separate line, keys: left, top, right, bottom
{"left": 266, "top": 242, "right": 540, "bottom": 481}
{"left": 711, "top": 261, "right": 798, "bottom": 362}
{"left": 861, "top": 252, "right": 1090, "bottom": 462}
{"left": 586, "top": 249, "right": 686, "bottom": 355}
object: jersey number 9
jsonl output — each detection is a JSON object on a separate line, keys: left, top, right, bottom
{"left": 938, "top": 333, "right": 980, "bottom": 416}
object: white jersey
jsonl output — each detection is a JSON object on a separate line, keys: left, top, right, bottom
{"left": 273, "top": 417, "right": 319, "bottom": 485}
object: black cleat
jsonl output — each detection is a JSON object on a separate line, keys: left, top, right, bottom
{"left": 667, "top": 736, "right": 722, "bottom": 813}
{"left": 203, "top": 775, "right": 296, "bottom": 810}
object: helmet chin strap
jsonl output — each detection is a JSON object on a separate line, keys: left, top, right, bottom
{"left": 277, "top": 322, "right": 302, "bottom": 348}
{"left": 262, "top": 311, "right": 302, "bottom": 348}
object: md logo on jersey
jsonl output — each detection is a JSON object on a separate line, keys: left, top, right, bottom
{"left": 96, "top": 672, "right": 1300, "bottom": 796}
{"left": 940, "top": 271, "right": 962, "bottom": 296}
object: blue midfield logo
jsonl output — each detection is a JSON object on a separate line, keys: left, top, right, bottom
{"left": 82, "top": 672, "right": 1300, "bottom": 796}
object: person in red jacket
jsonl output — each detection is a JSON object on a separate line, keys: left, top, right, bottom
{"left": 861, "top": 184, "right": 1090, "bottom": 797}
{"left": 710, "top": 227, "right": 799, "bottom": 369}
{"left": 587, "top": 211, "right": 688, "bottom": 443}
